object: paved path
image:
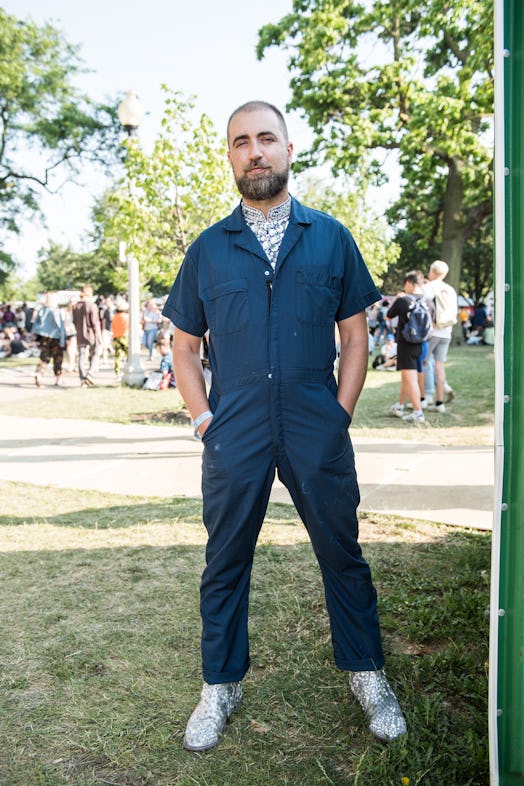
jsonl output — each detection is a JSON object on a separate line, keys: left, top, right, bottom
{"left": 0, "top": 362, "right": 494, "bottom": 530}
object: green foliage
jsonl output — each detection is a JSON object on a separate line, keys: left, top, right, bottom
{"left": 296, "top": 174, "right": 399, "bottom": 284}
{"left": 460, "top": 217, "right": 494, "bottom": 304}
{"left": 0, "top": 249, "right": 16, "bottom": 288}
{"left": 257, "top": 0, "right": 494, "bottom": 295}
{"left": 0, "top": 270, "right": 39, "bottom": 302}
{"left": 0, "top": 8, "right": 120, "bottom": 242}
{"left": 95, "top": 87, "right": 237, "bottom": 292}
{"left": 36, "top": 241, "right": 116, "bottom": 295}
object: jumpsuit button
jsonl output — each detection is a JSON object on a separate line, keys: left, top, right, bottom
{"left": 264, "top": 270, "right": 270, "bottom": 276}
{"left": 268, "top": 373, "right": 272, "bottom": 379}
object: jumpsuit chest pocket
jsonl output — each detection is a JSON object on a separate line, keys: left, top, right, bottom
{"left": 203, "top": 278, "right": 250, "bottom": 335}
{"left": 296, "top": 270, "right": 340, "bottom": 326}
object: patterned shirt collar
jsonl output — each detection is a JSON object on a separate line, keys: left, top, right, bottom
{"left": 241, "top": 196, "right": 291, "bottom": 225}
{"left": 241, "top": 197, "right": 291, "bottom": 268}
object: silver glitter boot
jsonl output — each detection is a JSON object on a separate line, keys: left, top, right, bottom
{"left": 183, "top": 681, "right": 243, "bottom": 751}
{"left": 349, "top": 670, "right": 407, "bottom": 741}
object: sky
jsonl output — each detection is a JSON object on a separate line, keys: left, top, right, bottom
{"left": 3, "top": 0, "right": 319, "bottom": 277}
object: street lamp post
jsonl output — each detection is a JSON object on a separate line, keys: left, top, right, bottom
{"left": 118, "top": 91, "right": 146, "bottom": 387}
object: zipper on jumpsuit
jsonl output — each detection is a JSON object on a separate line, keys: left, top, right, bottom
{"left": 266, "top": 280, "right": 272, "bottom": 313}
{"left": 266, "top": 278, "right": 273, "bottom": 380}
{"left": 265, "top": 273, "right": 283, "bottom": 459}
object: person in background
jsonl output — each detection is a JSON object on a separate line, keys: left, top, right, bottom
{"left": 7, "top": 327, "right": 31, "bottom": 357}
{"left": 164, "top": 100, "right": 406, "bottom": 752}
{"left": 2, "top": 304, "right": 15, "bottom": 328}
{"left": 72, "top": 285, "right": 102, "bottom": 387}
{"left": 98, "top": 295, "right": 115, "bottom": 366}
{"left": 23, "top": 302, "right": 34, "bottom": 333}
{"left": 0, "top": 329, "right": 8, "bottom": 357}
{"left": 372, "top": 332, "right": 397, "bottom": 370}
{"left": 32, "top": 292, "right": 66, "bottom": 386}
{"left": 15, "top": 307, "right": 26, "bottom": 331}
{"left": 482, "top": 317, "right": 494, "bottom": 346}
{"left": 111, "top": 298, "right": 129, "bottom": 380}
{"left": 387, "top": 271, "right": 432, "bottom": 424}
{"left": 374, "top": 301, "right": 389, "bottom": 345}
{"left": 472, "top": 301, "right": 488, "bottom": 337}
{"left": 422, "top": 260, "right": 457, "bottom": 413}
{"left": 63, "top": 300, "right": 77, "bottom": 373}
{"left": 141, "top": 299, "right": 162, "bottom": 360}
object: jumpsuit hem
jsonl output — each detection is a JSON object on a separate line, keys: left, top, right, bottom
{"left": 203, "top": 666, "right": 250, "bottom": 685}
{"left": 335, "top": 656, "right": 385, "bottom": 672}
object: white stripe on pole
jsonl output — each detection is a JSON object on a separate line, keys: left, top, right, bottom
{"left": 489, "top": 1, "right": 506, "bottom": 784}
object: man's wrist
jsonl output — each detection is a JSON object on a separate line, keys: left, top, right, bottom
{"left": 192, "top": 410, "right": 213, "bottom": 439}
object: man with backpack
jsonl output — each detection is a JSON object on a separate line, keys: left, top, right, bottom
{"left": 422, "top": 260, "right": 458, "bottom": 413}
{"left": 386, "top": 270, "right": 434, "bottom": 424}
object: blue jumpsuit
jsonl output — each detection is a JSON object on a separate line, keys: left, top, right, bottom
{"left": 163, "top": 198, "right": 385, "bottom": 684}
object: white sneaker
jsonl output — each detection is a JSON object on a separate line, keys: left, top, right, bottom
{"left": 407, "top": 399, "right": 427, "bottom": 410}
{"left": 402, "top": 411, "right": 425, "bottom": 424}
{"left": 388, "top": 404, "right": 404, "bottom": 418}
{"left": 427, "top": 403, "right": 446, "bottom": 413}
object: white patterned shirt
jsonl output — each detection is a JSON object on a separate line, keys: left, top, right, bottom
{"left": 242, "top": 197, "right": 291, "bottom": 269}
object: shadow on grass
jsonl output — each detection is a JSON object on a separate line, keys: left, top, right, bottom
{"left": 0, "top": 496, "right": 301, "bottom": 530}
{"left": 0, "top": 521, "right": 490, "bottom": 786}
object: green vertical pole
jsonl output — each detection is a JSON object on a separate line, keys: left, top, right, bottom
{"left": 490, "top": 2, "right": 524, "bottom": 784}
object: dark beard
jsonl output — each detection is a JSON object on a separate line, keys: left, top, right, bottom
{"left": 235, "top": 167, "right": 289, "bottom": 201}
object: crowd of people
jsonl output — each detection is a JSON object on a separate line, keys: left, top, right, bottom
{"left": 0, "top": 291, "right": 174, "bottom": 387}
{"left": 365, "top": 261, "right": 495, "bottom": 425}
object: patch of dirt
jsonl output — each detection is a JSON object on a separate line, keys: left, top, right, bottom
{"left": 130, "top": 409, "right": 191, "bottom": 425}
{"left": 389, "top": 633, "right": 450, "bottom": 656}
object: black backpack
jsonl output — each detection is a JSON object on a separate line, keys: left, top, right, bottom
{"left": 401, "top": 297, "right": 433, "bottom": 344}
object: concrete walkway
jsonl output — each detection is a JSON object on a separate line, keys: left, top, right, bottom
{"left": 0, "top": 361, "right": 494, "bottom": 530}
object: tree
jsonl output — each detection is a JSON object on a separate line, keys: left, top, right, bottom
{"left": 0, "top": 270, "right": 39, "bottom": 302}
{"left": 36, "top": 241, "right": 116, "bottom": 294}
{"left": 257, "top": 0, "right": 494, "bottom": 297}
{"left": 0, "top": 9, "right": 120, "bottom": 242}
{"left": 0, "top": 250, "right": 16, "bottom": 289}
{"left": 295, "top": 174, "right": 399, "bottom": 284}
{"left": 460, "top": 217, "right": 493, "bottom": 305}
{"left": 94, "top": 88, "right": 237, "bottom": 292}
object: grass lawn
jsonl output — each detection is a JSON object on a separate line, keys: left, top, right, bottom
{"left": 0, "top": 484, "right": 490, "bottom": 786}
{"left": 0, "top": 344, "right": 494, "bottom": 445}
{"left": 0, "top": 344, "right": 493, "bottom": 784}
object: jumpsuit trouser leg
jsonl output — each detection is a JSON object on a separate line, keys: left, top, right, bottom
{"left": 199, "top": 389, "right": 276, "bottom": 684}
{"left": 276, "top": 449, "right": 384, "bottom": 671}
{"left": 277, "top": 381, "right": 384, "bottom": 672}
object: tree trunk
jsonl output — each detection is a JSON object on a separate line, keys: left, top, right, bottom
{"left": 440, "top": 156, "right": 466, "bottom": 295}
{"left": 440, "top": 157, "right": 466, "bottom": 342}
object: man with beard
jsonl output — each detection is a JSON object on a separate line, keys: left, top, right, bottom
{"left": 162, "top": 101, "right": 407, "bottom": 751}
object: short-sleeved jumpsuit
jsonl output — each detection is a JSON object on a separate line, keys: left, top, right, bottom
{"left": 163, "top": 198, "right": 385, "bottom": 684}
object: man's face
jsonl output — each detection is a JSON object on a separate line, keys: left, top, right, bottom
{"left": 227, "top": 108, "right": 293, "bottom": 203}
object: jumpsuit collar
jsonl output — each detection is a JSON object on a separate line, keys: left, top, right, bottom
{"left": 223, "top": 197, "right": 312, "bottom": 270}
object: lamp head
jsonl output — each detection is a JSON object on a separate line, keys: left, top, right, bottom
{"left": 118, "top": 91, "right": 145, "bottom": 135}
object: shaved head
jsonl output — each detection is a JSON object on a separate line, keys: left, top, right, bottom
{"left": 227, "top": 101, "right": 288, "bottom": 147}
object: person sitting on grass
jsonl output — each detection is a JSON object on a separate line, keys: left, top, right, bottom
{"left": 372, "top": 333, "right": 397, "bottom": 370}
